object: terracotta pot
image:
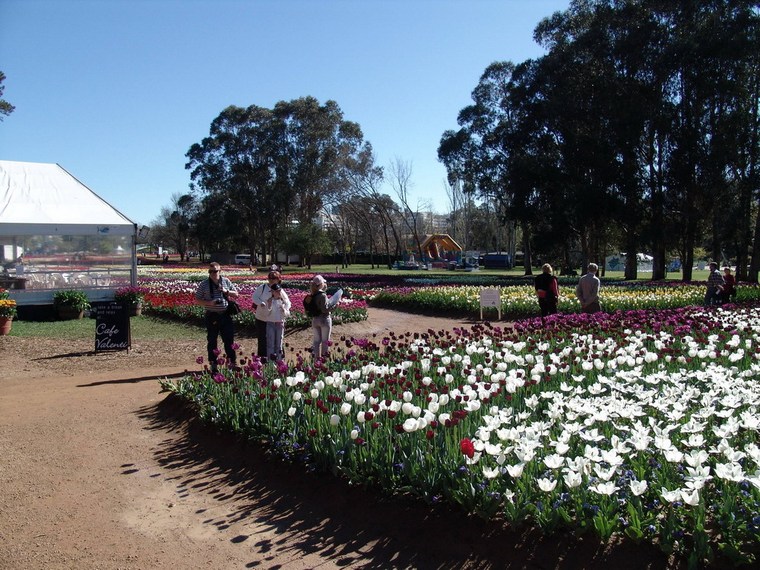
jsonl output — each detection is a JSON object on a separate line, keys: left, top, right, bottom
{"left": 57, "top": 306, "right": 84, "bottom": 320}
{"left": 0, "top": 316, "right": 12, "bottom": 335}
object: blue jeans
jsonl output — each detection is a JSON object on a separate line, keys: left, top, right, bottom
{"left": 205, "top": 311, "right": 236, "bottom": 368}
{"left": 266, "top": 321, "right": 285, "bottom": 361}
{"left": 311, "top": 315, "right": 332, "bottom": 359}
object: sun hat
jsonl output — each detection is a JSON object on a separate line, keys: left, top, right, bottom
{"left": 311, "top": 275, "right": 326, "bottom": 288}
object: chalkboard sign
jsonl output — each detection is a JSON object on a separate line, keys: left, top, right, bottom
{"left": 94, "top": 302, "right": 131, "bottom": 352}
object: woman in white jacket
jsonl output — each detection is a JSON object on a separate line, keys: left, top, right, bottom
{"left": 252, "top": 270, "right": 282, "bottom": 361}
{"left": 265, "top": 283, "right": 291, "bottom": 361}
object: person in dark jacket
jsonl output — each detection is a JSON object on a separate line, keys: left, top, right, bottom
{"left": 534, "top": 263, "right": 560, "bottom": 317}
{"left": 307, "top": 274, "right": 332, "bottom": 361}
{"left": 720, "top": 266, "right": 736, "bottom": 304}
{"left": 704, "top": 262, "right": 725, "bottom": 306}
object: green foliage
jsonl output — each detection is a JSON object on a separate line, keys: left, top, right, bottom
{"left": 185, "top": 96, "right": 371, "bottom": 263}
{"left": 281, "top": 223, "right": 332, "bottom": 262}
{"left": 440, "top": 1, "right": 760, "bottom": 281}
{"left": 0, "top": 70, "right": 15, "bottom": 121}
{"left": 52, "top": 290, "right": 90, "bottom": 311}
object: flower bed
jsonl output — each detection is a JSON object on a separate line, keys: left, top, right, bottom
{"left": 139, "top": 276, "right": 368, "bottom": 329}
{"left": 162, "top": 304, "right": 760, "bottom": 567}
{"left": 371, "top": 282, "right": 760, "bottom": 318}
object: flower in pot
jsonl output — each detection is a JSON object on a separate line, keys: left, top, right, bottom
{"left": 114, "top": 286, "right": 147, "bottom": 316}
{"left": 0, "top": 289, "right": 17, "bottom": 334}
{"left": 53, "top": 290, "right": 90, "bottom": 320}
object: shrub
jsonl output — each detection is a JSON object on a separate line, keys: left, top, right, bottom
{"left": 52, "top": 290, "right": 91, "bottom": 312}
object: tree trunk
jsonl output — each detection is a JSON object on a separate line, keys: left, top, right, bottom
{"left": 750, "top": 207, "right": 760, "bottom": 283}
{"left": 681, "top": 229, "right": 695, "bottom": 282}
{"left": 624, "top": 231, "right": 638, "bottom": 281}
{"left": 521, "top": 221, "right": 533, "bottom": 276}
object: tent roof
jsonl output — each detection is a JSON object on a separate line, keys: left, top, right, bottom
{"left": 0, "top": 160, "right": 135, "bottom": 236}
{"left": 420, "top": 233, "right": 463, "bottom": 252}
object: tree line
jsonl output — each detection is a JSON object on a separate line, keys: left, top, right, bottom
{"left": 151, "top": 96, "right": 513, "bottom": 268}
{"left": 150, "top": 0, "right": 759, "bottom": 279}
{"left": 439, "top": 0, "right": 760, "bottom": 280}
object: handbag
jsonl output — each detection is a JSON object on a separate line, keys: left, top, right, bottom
{"left": 225, "top": 299, "right": 241, "bottom": 316}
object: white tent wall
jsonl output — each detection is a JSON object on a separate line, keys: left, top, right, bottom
{"left": 0, "top": 160, "right": 137, "bottom": 306}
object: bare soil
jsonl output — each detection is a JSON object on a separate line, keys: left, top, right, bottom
{"left": 0, "top": 308, "right": 680, "bottom": 569}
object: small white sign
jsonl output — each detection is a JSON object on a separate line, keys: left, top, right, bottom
{"left": 479, "top": 288, "right": 501, "bottom": 320}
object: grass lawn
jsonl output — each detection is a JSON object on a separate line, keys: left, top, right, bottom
{"left": 8, "top": 315, "right": 207, "bottom": 340}
{"left": 275, "top": 263, "right": 712, "bottom": 282}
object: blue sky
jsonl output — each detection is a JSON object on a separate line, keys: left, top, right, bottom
{"left": 1, "top": 0, "right": 570, "bottom": 227}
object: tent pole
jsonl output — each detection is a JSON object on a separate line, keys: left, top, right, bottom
{"left": 130, "top": 224, "right": 137, "bottom": 287}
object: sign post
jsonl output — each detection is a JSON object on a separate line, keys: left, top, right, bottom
{"left": 479, "top": 288, "right": 502, "bottom": 320}
{"left": 94, "top": 302, "right": 131, "bottom": 352}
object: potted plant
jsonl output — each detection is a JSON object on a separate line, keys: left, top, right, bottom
{"left": 114, "top": 286, "right": 147, "bottom": 317}
{"left": 0, "top": 288, "right": 17, "bottom": 335}
{"left": 53, "top": 290, "right": 90, "bottom": 320}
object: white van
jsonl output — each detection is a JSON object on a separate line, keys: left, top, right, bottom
{"left": 234, "top": 254, "right": 251, "bottom": 265}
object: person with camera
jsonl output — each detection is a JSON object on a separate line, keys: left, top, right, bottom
{"left": 265, "top": 282, "right": 291, "bottom": 361}
{"left": 195, "top": 262, "right": 239, "bottom": 372}
{"left": 252, "top": 270, "right": 283, "bottom": 361}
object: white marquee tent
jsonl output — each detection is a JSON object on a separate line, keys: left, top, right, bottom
{"left": 0, "top": 160, "right": 137, "bottom": 305}
{"left": 0, "top": 160, "right": 135, "bottom": 236}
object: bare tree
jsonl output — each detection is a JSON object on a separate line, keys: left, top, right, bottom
{"left": 337, "top": 151, "right": 404, "bottom": 268}
{"left": 389, "top": 157, "right": 428, "bottom": 262}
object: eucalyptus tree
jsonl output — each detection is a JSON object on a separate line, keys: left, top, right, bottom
{"left": 186, "top": 97, "right": 370, "bottom": 264}
{"left": 534, "top": 2, "right": 645, "bottom": 276}
{"left": 191, "top": 193, "right": 238, "bottom": 261}
{"left": 186, "top": 104, "right": 279, "bottom": 261}
{"left": 439, "top": 60, "right": 547, "bottom": 274}
{"left": 271, "top": 97, "right": 368, "bottom": 225}
{"left": 170, "top": 193, "right": 197, "bottom": 261}
{"left": 652, "top": 0, "right": 760, "bottom": 281}
{"left": 150, "top": 193, "right": 198, "bottom": 261}
{"left": 0, "top": 71, "right": 14, "bottom": 121}
{"left": 280, "top": 222, "right": 331, "bottom": 269}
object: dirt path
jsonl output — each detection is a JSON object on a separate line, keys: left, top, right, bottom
{"left": 0, "top": 309, "right": 673, "bottom": 569}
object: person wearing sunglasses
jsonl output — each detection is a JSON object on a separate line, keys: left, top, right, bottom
{"left": 195, "top": 262, "right": 239, "bottom": 372}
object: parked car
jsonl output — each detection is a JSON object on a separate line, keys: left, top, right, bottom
{"left": 234, "top": 254, "right": 251, "bottom": 265}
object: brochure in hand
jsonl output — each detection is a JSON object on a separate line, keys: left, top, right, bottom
{"left": 328, "top": 288, "right": 343, "bottom": 309}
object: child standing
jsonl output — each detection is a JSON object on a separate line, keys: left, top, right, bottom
{"left": 266, "top": 283, "right": 291, "bottom": 361}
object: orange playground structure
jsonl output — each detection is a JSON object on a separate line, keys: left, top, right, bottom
{"left": 420, "top": 234, "right": 463, "bottom": 267}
